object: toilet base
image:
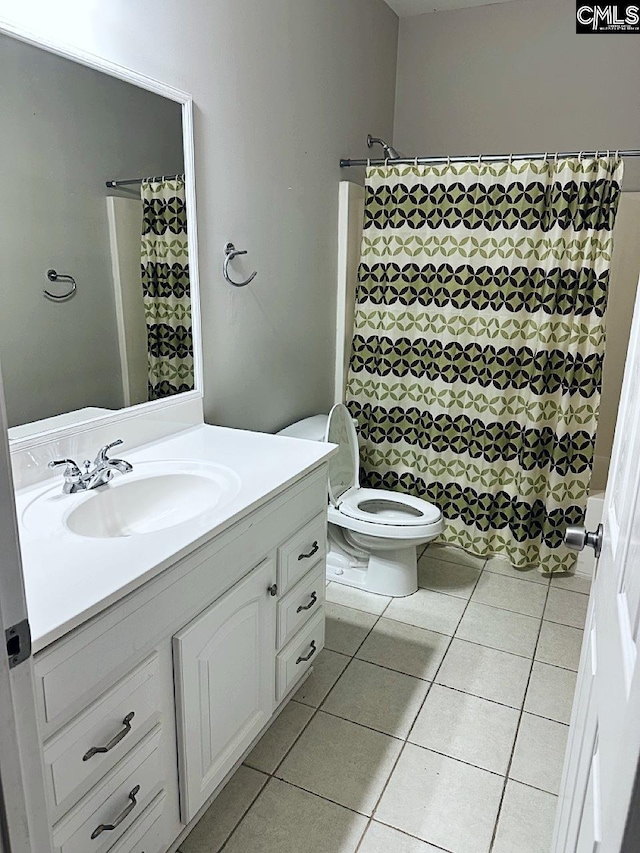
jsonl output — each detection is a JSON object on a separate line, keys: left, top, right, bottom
{"left": 326, "top": 530, "right": 418, "bottom": 597}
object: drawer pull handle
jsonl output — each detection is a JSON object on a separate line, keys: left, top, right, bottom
{"left": 83, "top": 711, "right": 135, "bottom": 761}
{"left": 90, "top": 784, "right": 140, "bottom": 839}
{"left": 296, "top": 640, "right": 317, "bottom": 664}
{"left": 296, "top": 591, "right": 318, "bottom": 613}
{"left": 298, "top": 541, "right": 319, "bottom": 561}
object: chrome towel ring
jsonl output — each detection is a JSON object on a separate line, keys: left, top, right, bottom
{"left": 44, "top": 269, "right": 77, "bottom": 301}
{"left": 223, "top": 242, "right": 257, "bottom": 288}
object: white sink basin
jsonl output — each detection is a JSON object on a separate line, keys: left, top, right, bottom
{"left": 22, "top": 461, "right": 242, "bottom": 539}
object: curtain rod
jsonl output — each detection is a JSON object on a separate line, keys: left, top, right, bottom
{"left": 105, "top": 173, "right": 183, "bottom": 188}
{"left": 339, "top": 150, "right": 640, "bottom": 168}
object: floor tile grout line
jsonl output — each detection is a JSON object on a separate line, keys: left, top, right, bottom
{"left": 487, "top": 580, "right": 553, "bottom": 853}
{"left": 314, "top": 705, "right": 425, "bottom": 745}
{"left": 218, "top": 776, "right": 373, "bottom": 852}
{"left": 350, "top": 651, "right": 441, "bottom": 681}
{"left": 403, "top": 564, "right": 486, "bottom": 745}
{"left": 268, "top": 774, "right": 377, "bottom": 819}
{"left": 459, "top": 594, "right": 546, "bottom": 619}
{"left": 482, "top": 568, "right": 551, "bottom": 587}
{"left": 294, "top": 665, "right": 572, "bottom": 735}
{"left": 429, "top": 544, "right": 591, "bottom": 593}
{"left": 210, "top": 769, "right": 270, "bottom": 853}
{"left": 397, "top": 586, "right": 548, "bottom": 622}
{"left": 328, "top": 627, "right": 580, "bottom": 706}
{"left": 365, "top": 563, "right": 487, "bottom": 834}
{"left": 356, "top": 815, "right": 456, "bottom": 853}
{"left": 329, "top": 564, "right": 588, "bottom": 622}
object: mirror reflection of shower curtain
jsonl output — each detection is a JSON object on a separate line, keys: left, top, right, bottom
{"left": 140, "top": 176, "right": 194, "bottom": 400}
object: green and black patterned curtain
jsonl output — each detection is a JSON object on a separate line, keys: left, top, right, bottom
{"left": 141, "top": 176, "right": 194, "bottom": 400}
{"left": 346, "top": 158, "right": 623, "bottom": 574}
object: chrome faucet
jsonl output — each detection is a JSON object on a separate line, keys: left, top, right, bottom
{"left": 49, "top": 440, "right": 133, "bottom": 494}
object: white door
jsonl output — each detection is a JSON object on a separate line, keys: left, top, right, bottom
{"left": 173, "top": 558, "right": 277, "bottom": 822}
{"left": 553, "top": 275, "right": 640, "bottom": 853}
{"left": 0, "top": 364, "right": 52, "bottom": 853}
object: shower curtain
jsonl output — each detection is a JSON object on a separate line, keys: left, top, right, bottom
{"left": 345, "top": 157, "right": 622, "bottom": 574}
{"left": 140, "top": 176, "right": 194, "bottom": 400}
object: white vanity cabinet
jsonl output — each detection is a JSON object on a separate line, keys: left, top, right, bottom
{"left": 30, "top": 465, "right": 329, "bottom": 853}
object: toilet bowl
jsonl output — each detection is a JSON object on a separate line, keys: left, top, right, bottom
{"left": 279, "top": 403, "right": 443, "bottom": 597}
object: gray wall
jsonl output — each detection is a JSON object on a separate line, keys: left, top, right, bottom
{"left": 0, "top": 0, "right": 399, "bottom": 433}
{"left": 0, "top": 33, "right": 184, "bottom": 427}
{"left": 394, "top": 0, "right": 640, "bottom": 190}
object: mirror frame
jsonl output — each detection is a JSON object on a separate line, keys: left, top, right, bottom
{"left": 0, "top": 21, "right": 204, "bottom": 451}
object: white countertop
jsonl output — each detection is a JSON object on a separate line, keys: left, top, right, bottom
{"left": 15, "top": 424, "right": 334, "bottom": 653}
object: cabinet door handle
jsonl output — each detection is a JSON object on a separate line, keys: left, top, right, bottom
{"left": 267, "top": 583, "right": 278, "bottom": 597}
{"left": 296, "top": 591, "right": 318, "bottom": 613}
{"left": 83, "top": 712, "right": 135, "bottom": 761}
{"left": 296, "top": 640, "right": 317, "bottom": 664}
{"left": 90, "top": 785, "right": 140, "bottom": 839}
{"left": 297, "top": 541, "right": 319, "bottom": 561}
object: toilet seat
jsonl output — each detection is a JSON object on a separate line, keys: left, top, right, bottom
{"left": 328, "top": 499, "right": 443, "bottom": 540}
{"left": 338, "top": 487, "right": 441, "bottom": 526}
{"left": 325, "top": 403, "right": 442, "bottom": 537}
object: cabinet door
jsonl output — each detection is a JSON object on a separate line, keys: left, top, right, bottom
{"left": 173, "top": 559, "right": 276, "bottom": 821}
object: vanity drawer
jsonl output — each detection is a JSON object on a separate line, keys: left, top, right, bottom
{"left": 52, "top": 726, "right": 164, "bottom": 853}
{"left": 44, "top": 655, "right": 161, "bottom": 813}
{"left": 277, "top": 563, "right": 325, "bottom": 649}
{"left": 102, "top": 790, "right": 169, "bottom": 853}
{"left": 276, "top": 608, "right": 325, "bottom": 702}
{"left": 278, "top": 513, "right": 326, "bottom": 594}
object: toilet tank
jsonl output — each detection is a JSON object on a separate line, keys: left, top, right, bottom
{"left": 278, "top": 414, "right": 328, "bottom": 441}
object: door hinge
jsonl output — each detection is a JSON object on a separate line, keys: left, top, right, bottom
{"left": 5, "top": 619, "right": 31, "bottom": 669}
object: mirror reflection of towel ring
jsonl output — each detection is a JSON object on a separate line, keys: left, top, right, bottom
{"left": 44, "top": 269, "right": 77, "bottom": 301}
{"left": 223, "top": 242, "right": 257, "bottom": 288}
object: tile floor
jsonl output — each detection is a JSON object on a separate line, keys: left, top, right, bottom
{"left": 180, "top": 545, "right": 590, "bottom": 853}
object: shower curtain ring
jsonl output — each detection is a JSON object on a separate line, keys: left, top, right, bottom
{"left": 508, "top": 153, "right": 513, "bottom": 166}
{"left": 414, "top": 156, "right": 419, "bottom": 167}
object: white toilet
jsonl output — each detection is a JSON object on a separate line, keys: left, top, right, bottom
{"left": 279, "top": 403, "right": 443, "bottom": 597}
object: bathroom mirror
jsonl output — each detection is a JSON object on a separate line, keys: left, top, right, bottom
{"left": 0, "top": 32, "right": 201, "bottom": 441}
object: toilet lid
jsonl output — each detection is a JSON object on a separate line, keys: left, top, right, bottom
{"left": 325, "top": 403, "right": 360, "bottom": 507}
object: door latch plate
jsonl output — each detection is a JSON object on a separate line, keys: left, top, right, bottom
{"left": 5, "top": 619, "right": 31, "bottom": 669}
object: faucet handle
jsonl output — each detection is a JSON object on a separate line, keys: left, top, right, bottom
{"left": 95, "top": 439, "right": 124, "bottom": 464}
{"left": 48, "top": 459, "right": 82, "bottom": 478}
